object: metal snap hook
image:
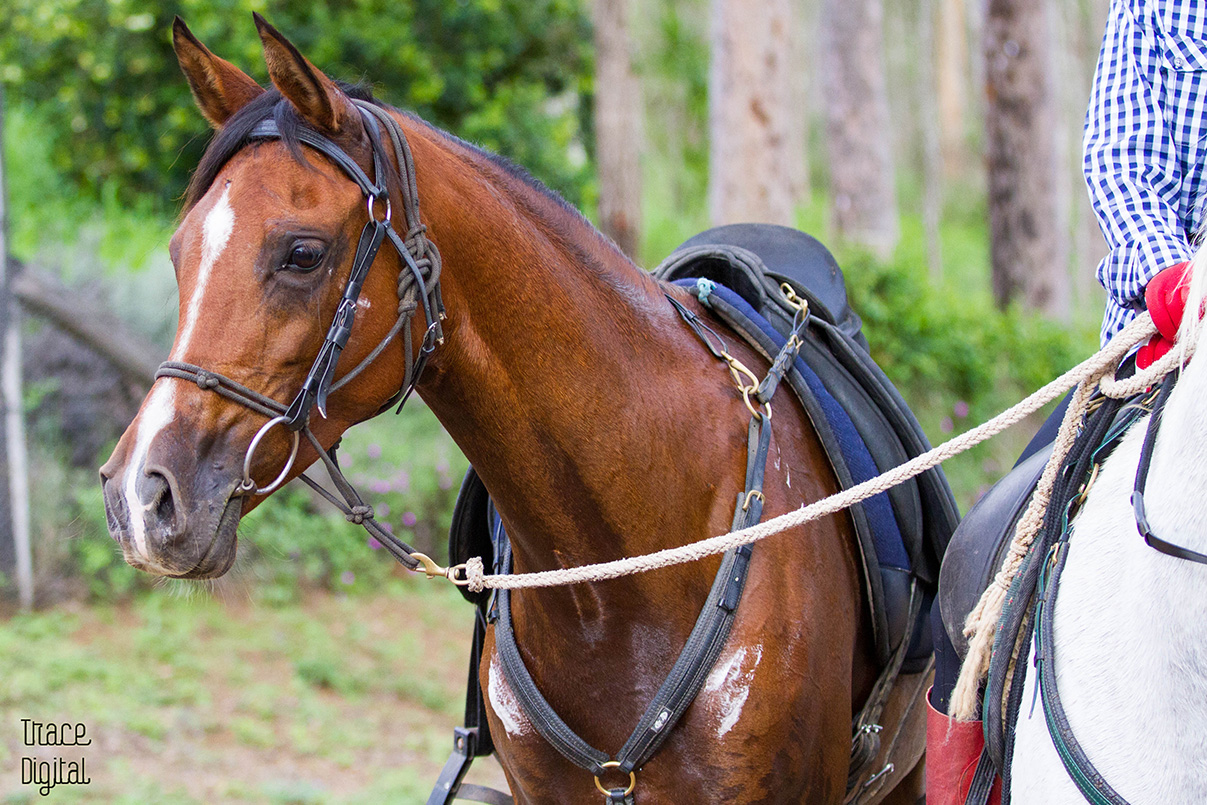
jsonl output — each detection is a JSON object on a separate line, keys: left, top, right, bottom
{"left": 239, "top": 415, "right": 301, "bottom": 496}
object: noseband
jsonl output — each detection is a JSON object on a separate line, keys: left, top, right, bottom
{"left": 156, "top": 99, "right": 445, "bottom": 572}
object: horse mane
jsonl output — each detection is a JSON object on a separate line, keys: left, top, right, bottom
{"left": 185, "top": 84, "right": 596, "bottom": 237}
{"left": 185, "top": 82, "right": 381, "bottom": 210}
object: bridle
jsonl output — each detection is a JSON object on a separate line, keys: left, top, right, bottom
{"left": 156, "top": 99, "right": 446, "bottom": 573}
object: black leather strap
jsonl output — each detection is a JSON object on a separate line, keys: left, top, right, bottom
{"left": 485, "top": 304, "right": 785, "bottom": 801}
{"left": 963, "top": 750, "right": 999, "bottom": 805}
{"left": 427, "top": 610, "right": 512, "bottom": 805}
{"left": 1131, "top": 378, "right": 1207, "bottom": 564}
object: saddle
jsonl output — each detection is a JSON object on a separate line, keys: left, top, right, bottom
{"left": 450, "top": 224, "right": 960, "bottom": 667}
{"left": 654, "top": 224, "right": 960, "bottom": 668}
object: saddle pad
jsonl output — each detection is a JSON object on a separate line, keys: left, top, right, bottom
{"left": 654, "top": 226, "right": 960, "bottom": 585}
{"left": 674, "top": 279, "right": 909, "bottom": 572}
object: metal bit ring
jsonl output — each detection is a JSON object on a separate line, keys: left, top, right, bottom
{"left": 240, "top": 415, "right": 301, "bottom": 496}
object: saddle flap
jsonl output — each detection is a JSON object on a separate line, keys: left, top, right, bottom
{"left": 448, "top": 468, "right": 494, "bottom": 606}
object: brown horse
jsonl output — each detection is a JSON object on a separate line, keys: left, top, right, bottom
{"left": 99, "top": 17, "right": 927, "bottom": 803}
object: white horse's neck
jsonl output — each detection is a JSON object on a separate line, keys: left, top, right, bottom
{"left": 1010, "top": 262, "right": 1207, "bottom": 803}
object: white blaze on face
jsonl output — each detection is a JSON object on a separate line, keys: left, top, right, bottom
{"left": 121, "top": 184, "right": 236, "bottom": 560}
{"left": 704, "top": 644, "right": 763, "bottom": 739}
{"left": 174, "top": 182, "right": 235, "bottom": 359}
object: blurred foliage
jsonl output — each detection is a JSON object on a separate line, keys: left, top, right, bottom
{"left": 0, "top": 0, "right": 594, "bottom": 208}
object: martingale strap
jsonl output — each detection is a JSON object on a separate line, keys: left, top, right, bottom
{"left": 447, "top": 293, "right": 801, "bottom": 804}
{"left": 156, "top": 99, "right": 446, "bottom": 570}
{"left": 490, "top": 416, "right": 771, "bottom": 803}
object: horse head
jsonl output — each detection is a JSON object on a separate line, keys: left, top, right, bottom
{"left": 99, "top": 17, "right": 421, "bottom": 578}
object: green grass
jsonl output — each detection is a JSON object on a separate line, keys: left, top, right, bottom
{"left": 0, "top": 582, "right": 506, "bottom": 804}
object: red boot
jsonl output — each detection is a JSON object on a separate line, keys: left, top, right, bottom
{"left": 926, "top": 688, "right": 1001, "bottom": 805}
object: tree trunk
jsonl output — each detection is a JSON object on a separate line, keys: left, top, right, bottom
{"left": 937, "top": 0, "right": 970, "bottom": 179}
{"left": 984, "top": 0, "right": 1068, "bottom": 316}
{"left": 707, "top": 0, "right": 802, "bottom": 227}
{"left": 919, "top": 0, "right": 944, "bottom": 280}
{"left": 0, "top": 88, "right": 32, "bottom": 610}
{"left": 819, "top": 0, "right": 899, "bottom": 258}
{"left": 593, "top": 0, "right": 644, "bottom": 259}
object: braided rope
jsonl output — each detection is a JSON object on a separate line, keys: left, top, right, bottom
{"left": 464, "top": 314, "right": 1176, "bottom": 599}
{"left": 947, "top": 315, "right": 1193, "bottom": 720}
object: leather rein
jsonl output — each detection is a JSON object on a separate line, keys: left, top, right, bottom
{"left": 156, "top": 99, "right": 446, "bottom": 573}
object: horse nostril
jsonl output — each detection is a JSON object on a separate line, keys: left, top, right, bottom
{"left": 136, "top": 470, "right": 178, "bottom": 532}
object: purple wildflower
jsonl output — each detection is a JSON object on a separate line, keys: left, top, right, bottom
{"left": 367, "top": 443, "right": 382, "bottom": 459}
{"left": 940, "top": 416, "right": 954, "bottom": 434}
{"left": 402, "top": 511, "right": 418, "bottom": 527}
{"left": 953, "top": 400, "right": 970, "bottom": 418}
{"left": 341, "top": 571, "right": 355, "bottom": 585}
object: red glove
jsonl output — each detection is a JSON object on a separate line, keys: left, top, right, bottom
{"left": 1137, "top": 261, "right": 1192, "bottom": 369}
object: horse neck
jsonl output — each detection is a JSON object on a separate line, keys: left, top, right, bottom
{"left": 402, "top": 121, "right": 739, "bottom": 591}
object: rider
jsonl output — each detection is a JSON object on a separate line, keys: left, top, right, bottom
{"left": 928, "top": 1, "right": 1204, "bottom": 801}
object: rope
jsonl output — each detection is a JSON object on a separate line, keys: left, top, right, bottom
{"left": 947, "top": 315, "right": 1192, "bottom": 720}
{"left": 463, "top": 314, "right": 1177, "bottom": 599}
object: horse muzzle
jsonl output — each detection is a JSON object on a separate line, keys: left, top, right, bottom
{"left": 99, "top": 450, "right": 244, "bottom": 579}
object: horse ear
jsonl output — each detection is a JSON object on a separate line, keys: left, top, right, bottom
{"left": 172, "top": 17, "right": 264, "bottom": 128}
{"left": 254, "top": 13, "right": 354, "bottom": 135}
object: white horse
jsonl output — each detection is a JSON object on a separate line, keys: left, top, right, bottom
{"left": 1010, "top": 255, "right": 1207, "bottom": 803}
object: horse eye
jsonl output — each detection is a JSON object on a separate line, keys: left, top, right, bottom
{"left": 284, "top": 241, "right": 325, "bottom": 272}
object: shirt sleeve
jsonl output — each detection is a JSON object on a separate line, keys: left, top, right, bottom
{"left": 1084, "top": 0, "right": 1195, "bottom": 315}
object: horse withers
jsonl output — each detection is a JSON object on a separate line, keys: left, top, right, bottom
{"left": 100, "top": 16, "right": 929, "bottom": 803}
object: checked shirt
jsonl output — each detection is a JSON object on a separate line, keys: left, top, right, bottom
{"left": 1086, "top": 0, "right": 1207, "bottom": 345}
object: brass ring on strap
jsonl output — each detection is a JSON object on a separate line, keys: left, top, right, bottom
{"left": 593, "top": 762, "right": 636, "bottom": 797}
{"left": 239, "top": 415, "right": 301, "bottom": 496}
{"left": 741, "top": 385, "right": 772, "bottom": 421}
{"left": 780, "top": 282, "right": 810, "bottom": 316}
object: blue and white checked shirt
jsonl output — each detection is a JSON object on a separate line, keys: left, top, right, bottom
{"left": 1085, "top": 0, "right": 1207, "bottom": 345}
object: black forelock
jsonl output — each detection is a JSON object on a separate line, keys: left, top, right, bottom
{"left": 183, "top": 82, "right": 380, "bottom": 210}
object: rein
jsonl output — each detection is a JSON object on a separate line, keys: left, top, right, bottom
{"left": 156, "top": 99, "right": 445, "bottom": 572}
{"left": 1131, "top": 377, "right": 1207, "bottom": 564}
{"left": 1025, "top": 371, "right": 1200, "bottom": 805}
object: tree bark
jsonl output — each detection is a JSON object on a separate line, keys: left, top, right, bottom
{"left": 819, "top": 0, "right": 899, "bottom": 258}
{"left": 707, "top": 0, "right": 802, "bottom": 227}
{"left": 984, "top": 0, "right": 1068, "bottom": 316}
{"left": 937, "top": 0, "right": 970, "bottom": 179}
{"left": 593, "top": 0, "right": 644, "bottom": 259}
{"left": 0, "top": 89, "right": 32, "bottom": 610}
{"left": 919, "top": 0, "right": 945, "bottom": 279}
